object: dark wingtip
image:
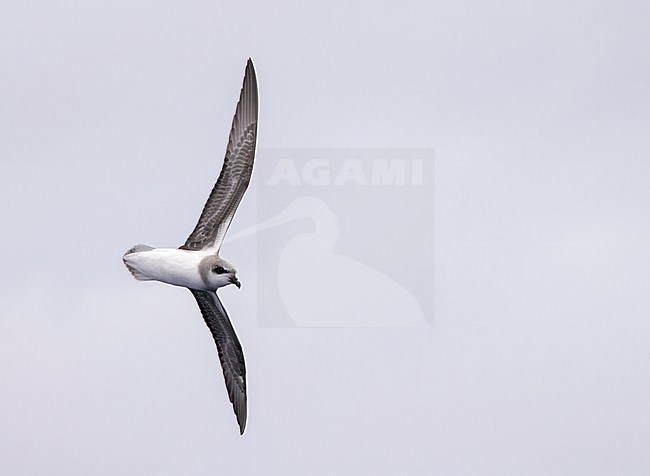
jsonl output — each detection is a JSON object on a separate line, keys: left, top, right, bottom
{"left": 237, "top": 404, "right": 247, "bottom": 435}
{"left": 246, "top": 58, "right": 255, "bottom": 73}
{"left": 237, "top": 394, "right": 247, "bottom": 435}
{"left": 245, "top": 58, "right": 257, "bottom": 88}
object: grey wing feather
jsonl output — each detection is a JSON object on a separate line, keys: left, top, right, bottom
{"left": 190, "top": 289, "right": 247, "bottom": 435}
{"left": 181, "top": 59, "right": 259, "bottom": 252}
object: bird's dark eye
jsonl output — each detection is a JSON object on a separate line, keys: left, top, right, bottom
{"left": 212, "top": 266, "right": 227, "bottom": 274}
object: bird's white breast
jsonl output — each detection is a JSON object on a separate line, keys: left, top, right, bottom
{"left": 123, "top": 248, "right": 210, "bottom": 290}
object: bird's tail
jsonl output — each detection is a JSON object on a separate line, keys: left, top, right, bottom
{"left": 124, "top": 244, "right": 155, "bottom": 254}
{"left": 123, "top": 244, "right": 155, "bottom": 281}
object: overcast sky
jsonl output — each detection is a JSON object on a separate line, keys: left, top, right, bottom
{"left": 2, "top": 1, "right": 650, "bottom": 474}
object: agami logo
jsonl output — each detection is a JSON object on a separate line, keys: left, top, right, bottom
{"left": 249, "top": 148, "right": 435, "bottom": 328}
{"left": 267, "top": 158, "right": 425, "bottom": 186}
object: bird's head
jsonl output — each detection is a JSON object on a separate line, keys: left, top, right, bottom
{"left": 199, "top": 255, "right": 240, "bottom": 290}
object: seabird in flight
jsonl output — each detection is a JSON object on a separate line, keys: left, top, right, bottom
{"left": 123, "top": 59, "right": 258, "bottom": 435}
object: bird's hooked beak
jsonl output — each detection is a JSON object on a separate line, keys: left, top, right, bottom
{"left": 230, "top": 275, "right": 241, "bottom": 288}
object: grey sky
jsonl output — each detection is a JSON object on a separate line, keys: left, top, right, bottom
{"left": 2, "top": 1, "right": 650, "bottom": 474}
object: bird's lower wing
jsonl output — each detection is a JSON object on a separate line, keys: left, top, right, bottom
{"left": 189, "top": 289, "right": 247, "bottom": 434}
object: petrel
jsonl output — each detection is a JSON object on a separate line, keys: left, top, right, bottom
{"left": 122, "top": 59, "right": 258, "bottom": 435}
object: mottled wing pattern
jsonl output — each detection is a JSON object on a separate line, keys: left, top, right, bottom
{"left": 190, "top": 289, "right": 247, "bottom": 434}
{"left": 181, "top": 59, "right": 258, "bottom": 252}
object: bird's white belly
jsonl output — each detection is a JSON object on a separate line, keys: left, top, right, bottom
{"left": 123, "top": 248, "right": 208, "bottom": 290}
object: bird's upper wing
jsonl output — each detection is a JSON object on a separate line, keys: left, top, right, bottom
{"left": 181, "top": 59, "right": 259, "bottom": 252}
{"left": 189, "top": 289, "right": 247, "bottom": 434}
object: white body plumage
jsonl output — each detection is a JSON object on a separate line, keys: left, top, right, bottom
{"left": 123, "top": 247, "right": 237, "bottom": 291}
